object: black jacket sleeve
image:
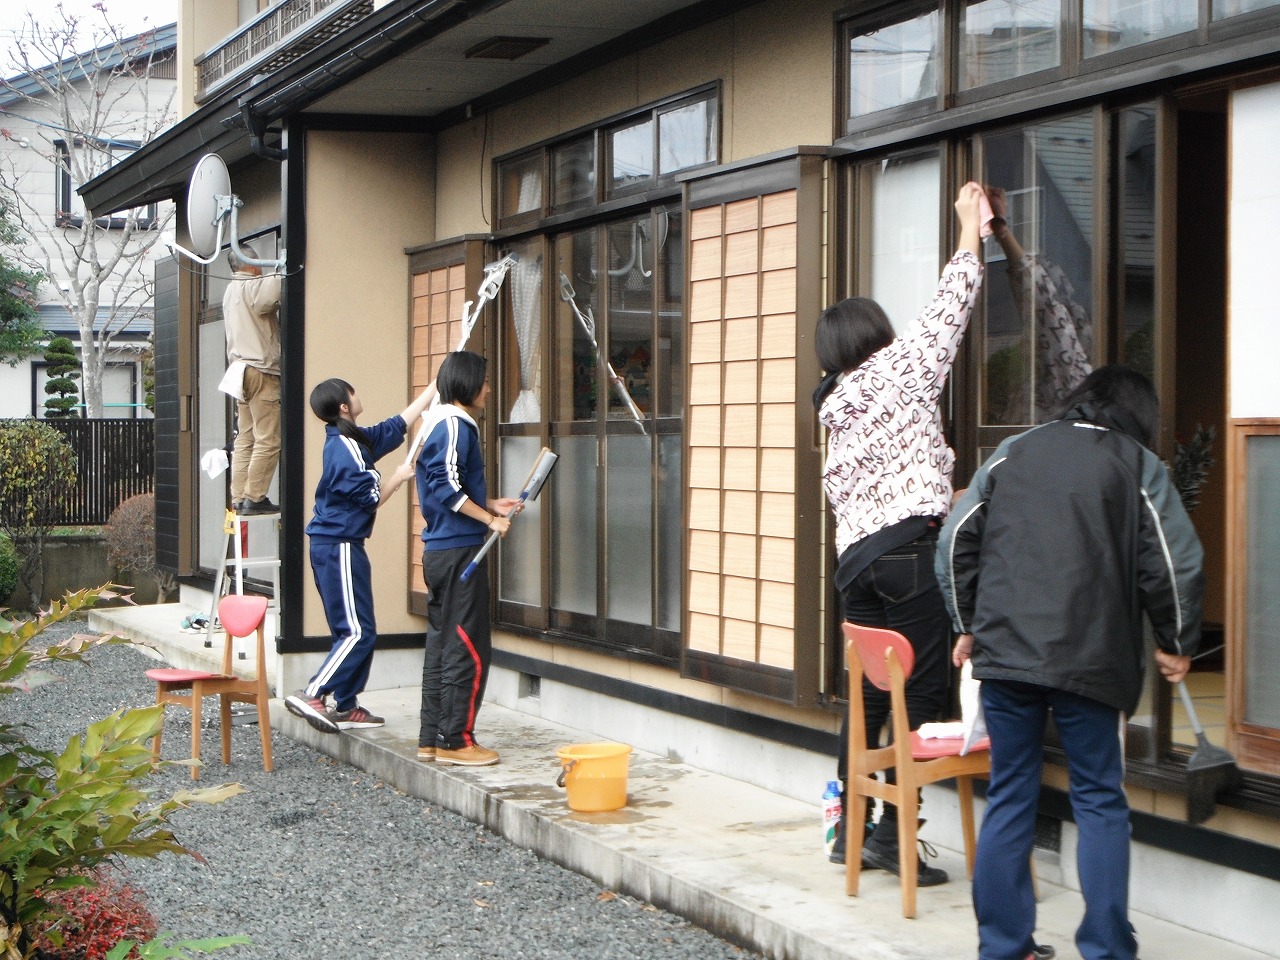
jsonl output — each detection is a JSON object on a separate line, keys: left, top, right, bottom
{"left": 1136, "top": 447, "right": 1205, "bottom": 657}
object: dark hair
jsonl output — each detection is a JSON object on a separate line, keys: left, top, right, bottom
{"left": 437, "top": 350, "right": 488, "bottom": 407}
{"left": 1059, "top": 364, "right": 1161, "bottom": 450}
{"left": 309, "top": 377, "right": 370, "bottom": 449}
{"left": 815, "top": 297, "right": 896, "bottom": 377}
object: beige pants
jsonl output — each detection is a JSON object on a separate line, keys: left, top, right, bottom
{"left": 231, "top": 367, "right": 281, "bottom": 503}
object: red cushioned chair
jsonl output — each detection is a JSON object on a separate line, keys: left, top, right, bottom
{"left": 843, "top": 621, "right": 991, "bottom": 918}
{"left": 147, "top": 595, "right": 274, "bottom": 780}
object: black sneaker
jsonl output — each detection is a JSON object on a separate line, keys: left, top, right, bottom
{"left": 1031, "top": 944, "right": 1056, "bottom": 960}
{"left": 860, "top": 823, "right": 949, "bottom": 886}
{"left": 331, "top": 705, "right": 385, "bottom": 730}
{"left": 239, "top": 497, "right": 279, "bottom": 515}
{"left": 284, "top": 690, "right": 339, "bottom": 734}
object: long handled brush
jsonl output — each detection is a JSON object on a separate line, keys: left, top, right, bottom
{"left": 1176, "top": 680, "right": 1241, "bottom": 824}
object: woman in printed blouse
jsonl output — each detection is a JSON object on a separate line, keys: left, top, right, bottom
{"left": 814, "top": 181, "right": 985, "bottom": 884}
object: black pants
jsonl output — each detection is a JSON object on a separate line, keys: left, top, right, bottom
{"left": 837, "top": 532, "right": 951, "bottom": 827}
{"left": 419, "top": 546, "right": 491, "bottom": 750}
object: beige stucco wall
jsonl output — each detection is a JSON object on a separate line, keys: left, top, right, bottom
{"left": 301, "top": 129, "right": 436, "bottom": 639}
{"left": 179, "top": 0, "right": 239, "bottom": 112}
{"left": 433, "top": 0, "right": 840, "bottom": 239}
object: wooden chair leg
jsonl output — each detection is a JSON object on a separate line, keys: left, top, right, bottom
{"left": 844, "top": 794, "right": 867, "bottom": 897}
{"left": 957, "top": 775, "right": 977, "bottom": 876}
{"left": 219, "top": 694, "right": 233, "bottom": 766}
{"left": 257, "top": 690, "right": 274, "bottom": 774}
{"left": 151, "top": 686, "right": 165, "bottom": 760}
{"left": 898, "top": 796, "right": 919, "bottom": 919}
{"left": 189, "top": 683, "right": 203, "bottom": 781}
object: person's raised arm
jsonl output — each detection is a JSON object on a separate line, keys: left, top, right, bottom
{"left": 399, "top": 382, "right": 439, "bottom": 432}
{"left": 955, "top": 181, "right": 983, "bottom": 260}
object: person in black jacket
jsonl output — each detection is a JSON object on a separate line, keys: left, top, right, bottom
{"left": 936, "top": 365, "right": 1203, "bottom": 960}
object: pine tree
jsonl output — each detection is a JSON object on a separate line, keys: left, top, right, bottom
{"left": 42, "top": 334, "right": 80, "bottom": 418}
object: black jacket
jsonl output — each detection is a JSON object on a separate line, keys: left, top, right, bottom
{"left": 935, "top": 411, "right": 1204, "bottom": 715}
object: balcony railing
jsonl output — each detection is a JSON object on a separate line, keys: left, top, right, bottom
{"left": 195, "top": 0, "right": 374, "bottom": 102}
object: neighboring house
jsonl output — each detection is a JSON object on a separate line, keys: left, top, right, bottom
{"left": 84, "top": 1, "right": 1280, "bottom": 946}
{"left": 0, "top": 24, "right": 176, "bottom": 418}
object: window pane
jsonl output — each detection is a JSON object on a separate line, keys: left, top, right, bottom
{"left": 960, "top": 0, "right": 1059, "bottom": 90}
{"left": 658, "top": 98, "right": 715, "bottom": 174}
{"left": 552, "top": 136, "right": 595, "bottom": 213}
{"left": 606, "top": 215, "right": 653, "bottom": 426}
{"left": 503, "top": 239, "right": 544, "bottom": 424}
{"left": 656, "top": 433, "right": 683, "bottom": 631}
{"left": 1083, "top": 0, "right": 1197, "bottom": 58}
{"left": 611, "top": 119, "right": 653, "bottom": 192}
{"left": 606, "top": 433, "right": 653, "bottom": 625}
{"left": 848, "top": 8, "right": 939, "bottom": 119}
{"left": 865, "top": 150, "right": 942, "bottom": 334}
{"left": 1245, "top": 434, "right": 1280, "bottom": 730}
{"left": 499, "top": 154, "right": 542, "bottom": 219}
{"left": 1214, "top": 0, "right": 1280, "bottom": 17}
{"left": 655, "top": 208, "right": 684, "bottom": 417}
{"left": 498, "top": 436, "right": 543, "bottom": 606}
{"left": 556, "top": 229, "right": 601, "bottom": 423}
{"left": 551, "top": 435, "right": 598, "bottom": 616}
{"left": 978, "top": 114, "right": 1096, "bottom": 426}
{"left": 1116, "top": 106, "right": 1157, "bottom": 380}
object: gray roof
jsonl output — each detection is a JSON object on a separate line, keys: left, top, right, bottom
{"left": 37, "top": 304, "right": 152, "bottom": 338}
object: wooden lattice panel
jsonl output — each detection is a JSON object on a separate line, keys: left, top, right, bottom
{"left": 408, "top": 262, "right": 468, "bottom": 595}
{"left": 685, "top": 191, "right": 799, "bottom": 670}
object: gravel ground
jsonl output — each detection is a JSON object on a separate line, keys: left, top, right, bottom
{"left": 4, "top": 620, "right": 758, "bottom": 960}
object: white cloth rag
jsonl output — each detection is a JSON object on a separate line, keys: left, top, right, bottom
{"left": 917, "top": 722, "right": 966, "bottom": 740}
{"left": 200, "top": 448, "right": 229, "bottom": 479}
{"left": 218, "top": 360, "right": 247, "bottom": 401}
{"left": 960, "top": 659, "right": 987, "bottom": 755}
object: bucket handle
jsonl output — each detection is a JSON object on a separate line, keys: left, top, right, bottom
{"left": 556, "top": 758, "right": 577, "bottom": 789}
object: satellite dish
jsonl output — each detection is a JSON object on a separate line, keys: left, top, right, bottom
{"left": 186, "top": 153, "right": 231, "bottom": 258}
{"left": 166, "top": 152, "right": 287, "bottom": 270}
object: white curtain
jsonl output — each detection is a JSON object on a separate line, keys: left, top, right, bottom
{"left": 507, "top": 253, "right": 543, "bottom": 422}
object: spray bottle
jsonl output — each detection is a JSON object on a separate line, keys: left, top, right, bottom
{"left": 822, "top": 779, "right": 842, "bottom": 856}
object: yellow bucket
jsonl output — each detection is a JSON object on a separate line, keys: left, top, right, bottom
{"left": 555, "top": 742, "right": 632, "bottom": 812}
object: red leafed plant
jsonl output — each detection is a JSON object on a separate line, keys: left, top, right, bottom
{"left": 31, "top": 869, "right": 158, "bottom": 960}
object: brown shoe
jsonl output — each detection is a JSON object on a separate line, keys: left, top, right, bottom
{"left": 436, "top": 744, "right": 499, "bottom": 766}
{"left": 417, "top": 746, "right": 437, "bottom": 762}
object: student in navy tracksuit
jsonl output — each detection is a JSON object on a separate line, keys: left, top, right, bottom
{"left": 285, "top": 377, "right": 434, "bottom": 734}
{"left": 415, "top": 351, "right": 516, "bottom": 766}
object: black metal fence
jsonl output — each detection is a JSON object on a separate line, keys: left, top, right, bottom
{"left": 36, "top": 419, "right": 155, "bottom": 525}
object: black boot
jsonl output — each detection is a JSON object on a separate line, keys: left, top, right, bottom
{"left": 860, "top": 816, "right": 949, "bottom": 886}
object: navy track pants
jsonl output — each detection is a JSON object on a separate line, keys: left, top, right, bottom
{"left": 306, "top": 539, "right": 377, "bottom": 713}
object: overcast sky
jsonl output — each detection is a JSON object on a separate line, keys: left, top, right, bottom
{"left": 1, "top": 0, "right": 177, "bottom": 77}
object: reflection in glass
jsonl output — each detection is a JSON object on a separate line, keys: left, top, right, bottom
{"left": 1213, "top": 0, "right": 1280, "bottom": 17}
{"left": 979, "top": 114, "right": 1096, "bottom": 426}
{"left": 551, "top": 436, "right": 598, "bottom": 616}
{"left": 659, "top": 98, "right": 715, "bottom": 174}
{"left": 606, "top": 216, "right": 654, "bottom": 427}
{"left": 552, "top": 136, "right": 595, "bottom": 212}
{"left": 1083, "top": 0, "right": 1196, "bottom": 58}
{"left": 556, "top": 229, "right": 601, "bottom": 423}
{"left": 607, "top": 434, "right": 653, "bottom": 625}
{"left": 498, "top": 437, "right": 542, "bottom": 606}
{"left": 611, "top": 120, "right": 653, "bottom": 192}
{"left": 499, "top": 153, "right": 542, "bottom": 219}
{"left": 848, "top": 8, "right": 939, "bottom": 119}
{"left": 865, "top": 150, "right": 941, "bottom": 333}
{"left": 1245, "top": 435, "right": 1280, "bottom": 729}
{"left": 504, "top": 239, "right": 544, "bottom": 424}
{"left": 1116, "top": 106, "right": 1157, "bottom": 380}
{"left": 656, "top": 434, "right": 682, "bottom": 631}
{"left": 960, "top": 0, "right": 1059, "bottom": 90}
{"left": 656, "top": 209, "right": 684, "bottom": 418}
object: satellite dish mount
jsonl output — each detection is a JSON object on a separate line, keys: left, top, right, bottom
{"left": 167, "top": 153, "right": 286, "bottom": 270}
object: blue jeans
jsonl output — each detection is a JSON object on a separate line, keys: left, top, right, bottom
{"left": 975, "top": 680, "right": 1137, "bottom": 960}
{"left": 837, "top": 532, "right": 951, "bottom": 826}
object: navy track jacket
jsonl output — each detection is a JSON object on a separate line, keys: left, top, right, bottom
{"left": 935, "top": 411, "right": 1204, "bottom": 716}
{"left": 415, "top": 403, "right": 489, "bottom": 552}
{"left": 306, "top": 415, "right": 407, "bottom": 542}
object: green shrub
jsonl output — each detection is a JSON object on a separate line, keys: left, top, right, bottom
{"left": 0, "top": 587, "right": 243, "bottom": 959}
{"left": 0, "top": 535, "right": 17, "bottom": 604}
{"left": 0, "top": 420, "right": 78, "bottom": 609}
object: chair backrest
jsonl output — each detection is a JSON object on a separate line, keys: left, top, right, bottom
{"left": 218, "top": 594, "right": 269, "bottom": 639}
{"left": 842, "top": 622, "right": 915, "bottom": 691}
